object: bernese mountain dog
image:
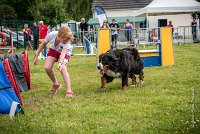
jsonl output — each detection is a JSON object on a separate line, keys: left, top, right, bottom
{"left": 97, "top": 47, "right": 144, "bottom": 90}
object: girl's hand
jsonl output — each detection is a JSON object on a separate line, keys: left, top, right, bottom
{"left": 34, "top": 56, "right": 38, "bottom": 66}
{"left": 58, "top": 63, "right": 66, "bottom": 72}
{"left": 58, "top": 62, "right": 62, "bottom": 70}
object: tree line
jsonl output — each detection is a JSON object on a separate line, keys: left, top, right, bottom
{"left": 0, "top": 0, "right": 93, "bottom": 27}
{"left": 0, "top": 0, "right": 200, "bottom": 27}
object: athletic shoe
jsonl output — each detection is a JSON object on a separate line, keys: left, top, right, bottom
{"left": 49, "top": 83, "right": 62, "bottom": 94}
{"left": 66, "top": 91, "right": 73, "bottom": 97}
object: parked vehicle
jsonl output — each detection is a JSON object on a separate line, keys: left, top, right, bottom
{"left": 0, "top": 29, "right": 25, "bottom": 47}
{"left": 1, "top": 31, "right": 24, "bottom": 47}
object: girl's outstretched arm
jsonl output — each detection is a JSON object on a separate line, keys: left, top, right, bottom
{"left": 34, "top": 41, "right": 47, "bottom": 65}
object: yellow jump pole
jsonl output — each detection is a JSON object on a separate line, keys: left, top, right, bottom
{"left": 160, "top": 27, "right": 175, "bottom": 66}
{"left": 96, "top": 28, "right": 111, "bottom": 63}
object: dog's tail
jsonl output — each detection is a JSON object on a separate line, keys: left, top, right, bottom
{"left": 122, "top": 47, "right": 141, "bottom": 61}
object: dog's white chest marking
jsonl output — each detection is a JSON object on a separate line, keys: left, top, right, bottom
{"left": 106, "top": 70, "right": 121, "bottom": 78}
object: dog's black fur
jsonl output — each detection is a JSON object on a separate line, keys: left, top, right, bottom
{"left": 97, "top": 47, "right": 144, "bottom": 89}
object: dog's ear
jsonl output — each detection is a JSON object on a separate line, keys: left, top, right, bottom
{"left": 99, "top": 54, "right": 104, "bottom": 62}
{"left": 99, "top": 54, "right": 103, "bottom": 59}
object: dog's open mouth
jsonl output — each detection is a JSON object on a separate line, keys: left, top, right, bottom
{"left": 98, "top": 64, "right": 121, "bottom": 78}
{"left": 97, "top": 63, "right": 108, "bottom": 75}
{"left": 99, "top": 66, "right": 108, "bottom": 75}
{"left": 99, "top": 68, "right": 105, "bottom": 75}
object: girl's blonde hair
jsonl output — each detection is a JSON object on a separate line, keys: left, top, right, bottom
{"left": 58, "top": 26, "right": 74, "bottom": 43}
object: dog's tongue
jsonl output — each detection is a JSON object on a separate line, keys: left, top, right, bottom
{"left": 99, "top": 69, "right": 104, "bottom": 75}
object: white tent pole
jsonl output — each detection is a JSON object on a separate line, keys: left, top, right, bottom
{"left": 133, "top": 17, "right": 135, "bottom": 29}
{"left": 146, "top": 12, "right": 148, "bottom": 29}
{"left": 146, "top": 11, "right": 149, "bottom": 43}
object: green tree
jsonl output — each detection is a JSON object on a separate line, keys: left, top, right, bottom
{"left": 29, "top": 0, "right": 68, "bottom": 27}
{"left": 0, "top": 4, "right": 17, "bottom": 19}
{"left": 64, "top": 0, "right": 93, "bottom": 21}
{"left": 0, "top": 0, "right": 35, "bottom": 20}
{"left": 0, "top": 0, "right": 93, "bottom": 21}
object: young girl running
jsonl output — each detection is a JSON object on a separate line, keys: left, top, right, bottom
{"left": 34, "top": 26, "right": 74, "bottom": 97}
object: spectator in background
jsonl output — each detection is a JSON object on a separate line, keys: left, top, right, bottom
{"left": 124, "top": 19, "right": 133, "bottom": 45}
{"left": 109, "top": 19, "right": 120, "bottom": 49}
{"left": 79, "top": 18, "right": 90, "bottom": 53}
{"left": 23, "top": 24, "right": 33, "bottom": 50}
{"left": 79, "top": 18, "right": 90, "bottom": 32}
{"left": 150, "top": 29, "right": 158, "bottom": 42}
{"left": 31, "top": 21, "right": 39, "bottom": 50}
{"left": 39, "top": 21, "right": 48, "bottom": 57}
{"left": 167, "top": 21, "right": 174, "bottom": 36}
{"left": 79, "top": 18, "right": 90, "bottom": 41}
{"left": 101, "top": 20, "right": 110, "bottom": 28}
{"left": 191, "top": 18, "right": 197, "bottom": 42}
{"left": 39, "top": 21, "right": 48, "bottom": 40}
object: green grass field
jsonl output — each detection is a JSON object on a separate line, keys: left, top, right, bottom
{"left": 0, "top": 43, "right": 200, "bottom": 133}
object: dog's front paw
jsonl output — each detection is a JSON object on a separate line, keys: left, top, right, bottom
{"left": 130, "top": 84, "right": 136, "bottom": 87}
{"left": 100, "top": 86, "right": 106, "bottom": 89}
{"left": 140, "top": 80, "right": 144, "bottom": 85}
{"left": 121, "top": 86, "right": 126, "bottom": 90}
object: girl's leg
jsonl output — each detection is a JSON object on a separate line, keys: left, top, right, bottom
{"left": 44, "top": 56, "right": 58, "bottom": 85}
{"left": 60, "top": 65, "right": 72, "bottom": 93}
{"left": 115, "top": 35, "right": 117, "bottom": 47}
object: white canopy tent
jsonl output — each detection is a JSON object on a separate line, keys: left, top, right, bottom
{"left": 133, "top": 0, "right": 200, "bottom": 17}
{"left": 132, "top": 0, "right": 200, "bottom": 43}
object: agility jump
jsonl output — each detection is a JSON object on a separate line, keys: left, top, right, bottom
{"left": 97, "top": 27, "right": 174, "bottom": 67}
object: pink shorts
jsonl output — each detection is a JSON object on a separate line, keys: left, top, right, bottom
{"left": 47, "top": 48, "right": 70, "bottom": 62}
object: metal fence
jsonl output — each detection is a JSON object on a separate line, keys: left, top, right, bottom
{"left": 117, "top": 26, "right": 200, "bottom": 46}
{"left": 173, "top": 26, "right": 200, "bottom": 44}
{"left": 71, "top": 30, "right": 98, "bottom": 56}
{"left": 117, "top": 28, "right": 160, "bottom": 47}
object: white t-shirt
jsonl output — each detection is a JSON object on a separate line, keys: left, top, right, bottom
{"left": 44, "top": 31, "right": 73, "bottom": 55}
